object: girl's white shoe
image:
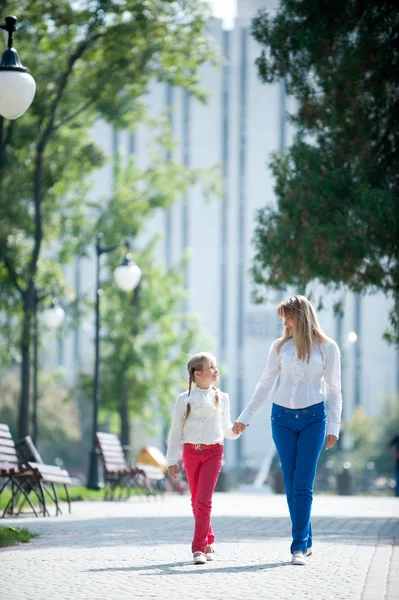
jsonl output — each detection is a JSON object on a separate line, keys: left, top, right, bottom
{"left": 306, "top": 547, "right": 312, "bottom": 557}
{"left": 292, "top": 551, "right": 307, "bottom": 565}
{"left": 193, "top": 552, "right": 207, "bottom": 565}
{"left": 205, "top": 545, "right": 215, "bottom": 561}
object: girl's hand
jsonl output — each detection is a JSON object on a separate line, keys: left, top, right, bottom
{"left": 232, "top": 421, "right": 248, "bottom": 435}
{"left": 326, "top": 434, "right": 338, "bottom": 450}
{"left": 168, "top": 465, "right": 179, "bottom": 479}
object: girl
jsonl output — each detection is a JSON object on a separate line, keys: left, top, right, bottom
{"left": 233, "top": 296, "right": 342, "bottom": 566}
{"left": 167, "top": 352, "right": 240, "bottom": 565}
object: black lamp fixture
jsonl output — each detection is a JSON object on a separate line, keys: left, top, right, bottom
{"left": 0, "top": 15, "right": 36, "bottom": 119}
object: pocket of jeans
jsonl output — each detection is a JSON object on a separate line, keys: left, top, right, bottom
{"left": 271, "top": 409, "right": 284, "bottom": 421}
{"left": 311, "top": 409, "right": 326, "bottom": 422}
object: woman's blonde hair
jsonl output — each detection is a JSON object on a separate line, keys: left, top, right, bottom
{"left": 277, "top": 295, "right": 328, "bottom": 362}
{"left": 184, "top": 352, "right": 219, "bottom": 423}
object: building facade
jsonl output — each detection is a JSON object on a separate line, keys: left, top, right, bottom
{"left": 53, "top": 1, "right": 397, "bottom": 470}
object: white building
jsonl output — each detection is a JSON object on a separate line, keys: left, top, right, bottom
{"left": 56, "top": 0, "right": 397, "bottom": 470}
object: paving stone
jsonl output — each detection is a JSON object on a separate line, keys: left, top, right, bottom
{"left": 0, "top": 493, "right": 398, "bottom": 600}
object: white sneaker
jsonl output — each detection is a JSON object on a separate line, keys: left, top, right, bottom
{"left": 306, "top": 547, "right": 312, "bottom": 557}
{"left": 193, "top": 552, "right": 207, "bottom": 565}
{"left": 205, "top": 545, "right": 215, "bottom": 561}
{"left": 292, "top": 551, "right": 307, "bottom": 565}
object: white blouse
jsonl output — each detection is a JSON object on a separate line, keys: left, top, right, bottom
{"left": 237, "top": 338, "right": 342, "bottom": 438}
{"left": 166, "top": 385, "right": 239, "bottom": 467}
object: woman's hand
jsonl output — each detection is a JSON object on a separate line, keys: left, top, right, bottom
{"left": 167, "top": 465, "right": 179, "bottom": 479}
{"left": 232, "top": 421, "right": 248, "bottom": 435}
{"left": 326, "top": 434, "right": 338, "bottom": 450}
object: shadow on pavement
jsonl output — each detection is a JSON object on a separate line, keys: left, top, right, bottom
{"left": 86, "top": 560, "right": 292, "bottom": 575}
{"left": 2, "top": 515, "right": 397, "bottom": 553}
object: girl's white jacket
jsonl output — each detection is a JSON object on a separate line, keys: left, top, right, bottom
{"left": 166, "top": 384, "right": 239, "bottom": 467}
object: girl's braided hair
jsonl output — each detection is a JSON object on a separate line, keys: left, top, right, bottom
{"left": 184, "top": 352, "right": 219, "bottom": 423}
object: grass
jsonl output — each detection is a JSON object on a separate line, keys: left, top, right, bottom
{"left": 0, "top": 525, "right": 38, "bottom": 548}
{"left": 0, "top": 484, "right": 147, "bottom": 512}
{"left": 59, "top": 486, "right": 107, "bottom": 502}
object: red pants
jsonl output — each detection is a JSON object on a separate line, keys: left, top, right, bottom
{"left": 182, "top": 443, "right": 224, "bottom": 554}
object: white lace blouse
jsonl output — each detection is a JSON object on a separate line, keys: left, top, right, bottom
{"left": 237, "top": 338, "right": 342, "bottom": 438}
{"left": 166, "top": 385, "right": 239, "bottom": 467}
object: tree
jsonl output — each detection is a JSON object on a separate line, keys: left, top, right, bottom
{"left": 341, "top": 400, "right": 399, "bottom": 476}
{"left": 0, "top": 0, "right": 218, "bottom": 438}
{"left": 0, "top": 368, "right": 84, "bottom": 466}
{"left": 99, "top": 255, "right": 201, "bottom": 451}
{"left": 249, "top": 0, "right": 399, "bottom": 342}
{"left": 77, "top": 130, "right": 218, "bottom": 450}
{"left": 78, "top": 253, "right": 203, "bottom": 454}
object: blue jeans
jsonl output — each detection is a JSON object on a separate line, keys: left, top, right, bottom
{"left": 271, "top": 401, "right": 326, "bottom": 554}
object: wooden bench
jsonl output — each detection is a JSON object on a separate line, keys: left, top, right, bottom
{"left": 0, "top": 424, "right": 71, "bottom": 517}
{"left": 96, "top": 432, "right": 159, "bottom": 500}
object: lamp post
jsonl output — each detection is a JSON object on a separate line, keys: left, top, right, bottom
{"left": 336, "top": 330, "right": 358, "bottom": 495}
{"left": 32, "top": 291, "right": 65, "bottom": 446}
{"left": 342, "top": 331, "right": 358, "bottom": 448}
{"left": 0, "top": 16, "right": 36, "bottom": 120}
{"left": 87, "top": 234, "right": 142, "bottom": 490}
{"left": 335, "top": 326, "right": 358, "bottom": 450}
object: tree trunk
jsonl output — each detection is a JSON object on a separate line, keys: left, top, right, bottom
{"left": 15, "top": 39, "right": 94, "bottom": 440}
{"left": 119, "top": 379, "right": 130, "bottom": 460}
{"left": 18, "top": 283, "right": 35, "bottom": 438}
{"left": 18, "top": 144, "right": 44, "bottom": 438}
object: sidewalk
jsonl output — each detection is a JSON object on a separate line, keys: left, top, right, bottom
{"left": 1, "top": 493, "right": 398, "bottom": 600}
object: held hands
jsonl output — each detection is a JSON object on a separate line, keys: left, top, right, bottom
{"left": 167, "top": 465, "right": 179, "bottom": 479}
{"left": 232, "top": 421, "right": 248, "bottom": 435}
{"left": 326, "top": 434, "right": 338, "bottom": 450}
{"left": 233, "top": 423, "right": 336, "bottom": 449}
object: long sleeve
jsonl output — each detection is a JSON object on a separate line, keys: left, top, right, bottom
{"left": 221, "top": 393, "right": 240, "bottom": 440}
{"left": 237, "top": 340, "right": 280, "bottom": 424}
{"left": 324, "top": 341, "right": 342, "bottom": 438}
{"left": 166, "top": 394, "right": 186, "bottom": 467}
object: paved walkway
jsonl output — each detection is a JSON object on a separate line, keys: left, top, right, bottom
{"left": 1, "top": 493, "right": 398, "bottom": 600}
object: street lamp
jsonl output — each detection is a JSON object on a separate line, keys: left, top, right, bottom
{"left": 0, "top": 16, "right": 36, "bottom": 120}
{"left": 113, "top": 247, "right": 142, "bottom": 292}
{"left": 32, "top": 293, "right": 65, "bottom": 446}
{"left": 341, "top": 330, "right": 358, "bottom": 448}
{"left": 87, "top": 234, "right": 141, "bottom": 490}
{"left": 347, "top": 331, "right": 358, "bottom": 345}
{"left": 337, "top": 329, "right": 358, "bottom": 465}
{"left": 42, "top": 298, "right": 66, "bottom": 330}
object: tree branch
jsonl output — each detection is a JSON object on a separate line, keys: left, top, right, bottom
{"left": 53, "top": 98, "right": 97, "bottom": 131}
{"left": 37, "top": 32, "right": 102, "bottom": 153}
{"left": 29, "top": 32, "right": 102, "bottom": 288}
{"left": 4, "top": 255, "right": 25, "bottom": 300}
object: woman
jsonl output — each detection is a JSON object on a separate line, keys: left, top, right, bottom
{"left": 233, "top": 295, "right": 342, "bottom": 565}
